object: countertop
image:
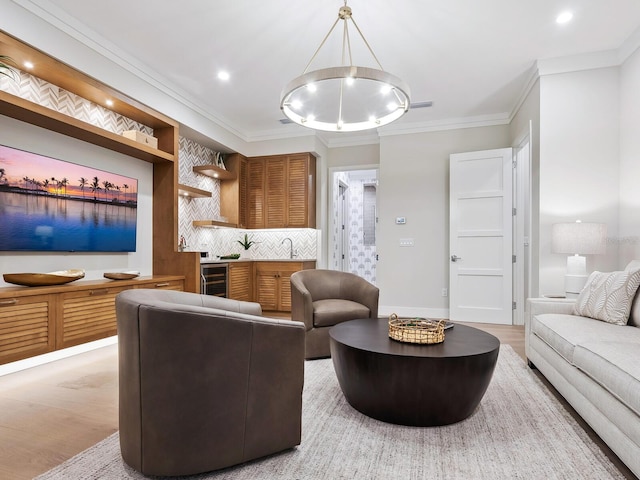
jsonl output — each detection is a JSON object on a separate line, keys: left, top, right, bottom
{"left": 200, "top": 258, "right": 316, "bottom": 264}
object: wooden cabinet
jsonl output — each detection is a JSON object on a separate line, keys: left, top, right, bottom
{"left": 0, "top": 294, "right": 55, "bottom": 364}
{"left": 220, "top": 154, "right": 248, "bottom": 228}
{"left": 228, "top": 262, "right": 252, "bottom": 301}
{"left": 246, "top": 153, "right": 316, "bottom": 229}
{"left": 0, "top": 275, "right": 184, "bottom": 365}
{"left": 254, "top": 261, "right": 315, "bottom": 312}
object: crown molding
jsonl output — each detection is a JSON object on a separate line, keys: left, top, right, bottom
{"left": 618, "top": 25, "right": 640, "bottom": 63}
{"left": 377, "top": 113, "right": 511, "bottom": 137}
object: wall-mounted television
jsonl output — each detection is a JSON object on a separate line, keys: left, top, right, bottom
{"left": 0, "top": 144, "right": 138, "bottom": 252}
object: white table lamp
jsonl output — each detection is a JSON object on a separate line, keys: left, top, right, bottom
{"left": 551, "top": 221, "right": 607, "bottom": 297}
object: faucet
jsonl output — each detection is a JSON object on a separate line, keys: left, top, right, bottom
{"left": 282, "top": 237, "right": 295, "bottom": 259}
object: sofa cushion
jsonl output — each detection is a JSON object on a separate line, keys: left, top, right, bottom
{"left": 531, "top": 313, "right": 635, "bottom": 363}
{"left": 573, "top": 339, "right": 640, "bottom": 417}
{"left": 312, "top": 299, "right": 370, "bottom": 327}
{"left": 573, "top": 269, "right": 640, "bottom": 325}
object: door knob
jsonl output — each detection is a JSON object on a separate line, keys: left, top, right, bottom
{"left": 451, "top": 255, "right": 461, "bottom": 262}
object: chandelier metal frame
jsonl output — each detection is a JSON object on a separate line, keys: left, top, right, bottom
{"left": 280, "top": 3, "right": 411, "bottom": 132}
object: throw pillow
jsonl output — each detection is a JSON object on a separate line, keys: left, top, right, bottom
{"left": 624, "top": 261, "right": 640, "bottom": 326}
{"left": 573, "top": 269, "right": 640, "bottom": 325}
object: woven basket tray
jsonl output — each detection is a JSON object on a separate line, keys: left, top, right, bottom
{"left": 388, "top": 313, "right": 446, "bottom": 344}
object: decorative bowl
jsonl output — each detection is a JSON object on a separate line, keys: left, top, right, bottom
{"left": 3, "top": 269, "right": 85, "bottom": 287}
{"left": 103, "top": 271, "right": 140, "bottom": 280}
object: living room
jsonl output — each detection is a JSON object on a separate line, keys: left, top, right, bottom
{"left": 1, "top": 1, "right": 640, "bottom": 479}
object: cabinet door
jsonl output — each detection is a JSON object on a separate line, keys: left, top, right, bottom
{"left": 255, "top": 267, "right": 279, "bottom": 311}
{"left": 287, "top": 154, "right": 313, "bottom": 228}
{"left": 265, "top": 156, "right": 287, "bottom": 228}
{"left": 238, "top": 156, "right": 248, "bottom": 228}
{"left": 247, "top": 158, "right": 265, "bottom": 228}
{"left": 0, "top": 294, "right": 55, "bottom": 364}
{"left": 59, "top": 286, "right": 126, "bottom": 349}
{"left": 228, "top": 262, "right": 252, "bottom": 301}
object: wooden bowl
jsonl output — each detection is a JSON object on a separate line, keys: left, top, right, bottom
{"left": 103, "top": 271, "right": 140, "bottom": 280}
{"left": 3, "top": 269, "right": 85, "bottom": 287}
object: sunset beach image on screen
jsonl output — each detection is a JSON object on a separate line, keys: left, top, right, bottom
{"left": 0, "top": 144, "right": 138, "bottom": 252}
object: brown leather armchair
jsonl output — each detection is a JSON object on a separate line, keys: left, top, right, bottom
{"left": 290, "top": 269, "right": 379, "bottom": 359}
{"left": 116, "top": 289, "right": 305, "bottom": 477}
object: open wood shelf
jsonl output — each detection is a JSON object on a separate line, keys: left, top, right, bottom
{"left": 193, "top": 220, "right": 238, "bottom": 228}
{"left": 178, "top": 183, "right": 211, "bottom": 198}
{"left": 0, "top": 91, "right": 175, "bottom": 163}
{"left": 193, "top": 164, "right": 237, "bottom": 181}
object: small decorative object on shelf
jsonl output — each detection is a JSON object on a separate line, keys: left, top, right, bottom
{"left": 388, "top": 313, "right": 447, "bottom": 344}
{"left": 213, "top": 151, "right": 226, "bottom": 170}
{"left": 122, "top": 130, "right": 158, "bottom": 149}
{"left": 104, "top": 271, "right": 140, "bottom": 280}
{"left": 3, "top": 269, "right": 85, "bottom": 287}
{"left": 0, "top": 55, "right": 18, "bottom": 82}
{"left": 178, "top": 235, "right": 187, "bottom": 252}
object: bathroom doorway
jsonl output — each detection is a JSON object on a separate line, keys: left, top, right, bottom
{"left": 330, "top": 168, "right": 378, "bottom": 285}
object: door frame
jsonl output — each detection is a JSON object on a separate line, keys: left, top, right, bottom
{"left": 513, "top": 124, "right": 533, "bottom": 325}
{"left": 328, "top": 165, "right": 379, "bottom": 274}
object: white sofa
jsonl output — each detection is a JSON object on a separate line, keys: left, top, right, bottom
{"left": 526, "top": 271, "right": 640, "bottom": 478}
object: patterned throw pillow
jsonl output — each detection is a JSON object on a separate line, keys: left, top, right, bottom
{"left": 573, "top": 269, "right": 640, "bottom": 325}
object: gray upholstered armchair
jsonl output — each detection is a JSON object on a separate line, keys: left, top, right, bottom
{"left": 290, "top": 269, "right": 379, "bottom": 359}
{"left": 116, "top": 289, "right": 305, "bottom": 477}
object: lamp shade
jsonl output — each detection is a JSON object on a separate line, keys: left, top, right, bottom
{"left": 551, "top": 222, "right": 607, "bottom": 255}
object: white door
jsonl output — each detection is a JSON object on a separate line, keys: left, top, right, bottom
{"left": 449, "top": 148, "right": 513, "bottom": 324}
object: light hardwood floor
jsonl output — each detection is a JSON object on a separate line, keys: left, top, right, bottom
{"left": 0, "top": 322, "right": 633, "bottom": 479}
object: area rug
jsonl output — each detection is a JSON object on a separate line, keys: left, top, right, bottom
{"left": 35, "top": 345, "right": 625, "bottom": 479}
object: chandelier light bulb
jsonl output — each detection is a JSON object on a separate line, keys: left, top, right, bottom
{"left": 345, "top": 77, "right": 355, "bottom": 86}
{"left": 291, "top": 100, "right": 303, "bottom": 110}
{"left": 306, "top": 83, "right": 317, "bottom": 92}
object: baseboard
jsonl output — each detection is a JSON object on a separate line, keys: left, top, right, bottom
{"left": 379, "top": 305, "right": 449, "bottom": 319}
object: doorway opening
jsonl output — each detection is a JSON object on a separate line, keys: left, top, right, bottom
{"left": 330, "top": 168, "right": 378, "bottom": 285}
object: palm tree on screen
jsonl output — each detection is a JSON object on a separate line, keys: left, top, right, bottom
{"left": 102, "top": 180, "right": 111, "bottom": 202}
{"left": 122, "top": 183, "right": 129, "bottom": 202}
{"left": 60, "top": 177, "right": 69, "bottom": 197}
{"left": 90, "top": 176, "right": 100, "bottom": 201}
{"left": 0, "top": 168, "right": 6, "bottom": 184}
{"left": 42, "top": 179, "right": 49, "bottom": 195}
{"left": 79, "top": 177, "right": 87, "bottom": 198}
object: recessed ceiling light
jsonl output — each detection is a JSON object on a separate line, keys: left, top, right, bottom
{"left": 556, "top": 11, "right": 573, "bottom": 24}
{"left": 217, "top": 71, "right": 230, "bottom": 81}
{"left": 23, "top": 61, "right": 34, "bottom": 69}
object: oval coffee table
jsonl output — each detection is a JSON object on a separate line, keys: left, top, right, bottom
{"left": 329, "top": 318, "right": 500, "bottom": 426}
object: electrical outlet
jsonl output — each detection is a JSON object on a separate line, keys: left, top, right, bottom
{"left": 441, "top": 288, "right": 448, "bottom": 297}
{"left": 399, "top": 238, "right": 414, "bottom": 247}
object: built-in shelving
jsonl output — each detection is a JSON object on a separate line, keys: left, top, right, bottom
{"left": 193, "top": 164, "right": 237, "bottom": 181}
{"left": 178, "top": 183, "right": 211, "bottom": 198}
{"left": 0, "top": 31, "right": 178, "bottom": 163}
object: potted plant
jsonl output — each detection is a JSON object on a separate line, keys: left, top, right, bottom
{"left": 0, "top": 55, "right": 18, "bottom": 81}
{"left": 237, "top": 233, "right": 255, "bottom": 259}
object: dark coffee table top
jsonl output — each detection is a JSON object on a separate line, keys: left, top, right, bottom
{"left": 329, "top": 318, "right": 500, "bottom": 358}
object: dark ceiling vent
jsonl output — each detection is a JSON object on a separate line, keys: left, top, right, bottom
{"left": 409, "top": 101, "right": 433, "bottom": 109}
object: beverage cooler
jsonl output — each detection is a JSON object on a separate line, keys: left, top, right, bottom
{"left": 200, "top": 263, "right": 228, "bottom": 297}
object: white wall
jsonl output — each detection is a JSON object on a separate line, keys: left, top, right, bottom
{"left": 619, "top": 47, "right": 640, "bottom": 264}
{"left": 0, "top": 116, "right": 153, "bottom": 287}
{"left": 377, "top": 125, "right": 510, "bottom": 317}
{"left": 538, "top": 68, "right": 620, "bottom": 295}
